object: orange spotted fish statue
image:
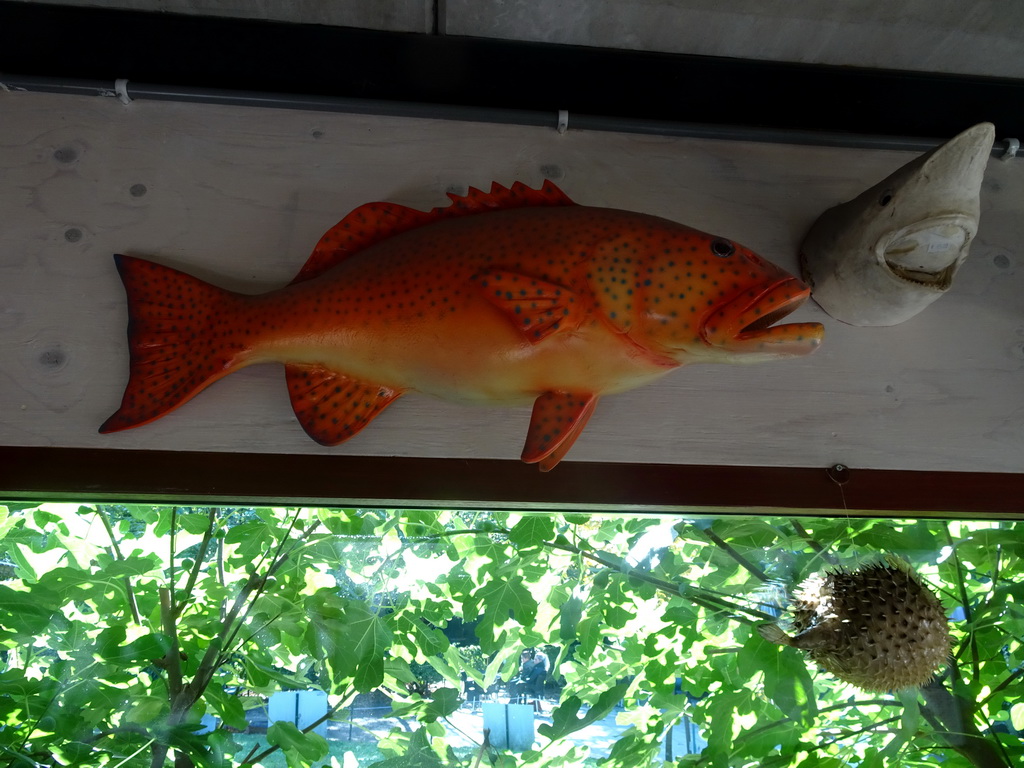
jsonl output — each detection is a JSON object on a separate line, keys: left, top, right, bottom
{"left": 101, "top": 181, "right": 823, "bottom": 470}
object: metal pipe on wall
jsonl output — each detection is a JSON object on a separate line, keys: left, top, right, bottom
{"left": 3, "top": 73, "right": 1019, "bottom": 157}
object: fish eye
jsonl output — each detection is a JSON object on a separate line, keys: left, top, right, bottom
{"left": 710, "top": 239, "right": 735, "bottom": 258}
{"left": 879, "top": 190, "right": 894, "bottom": 207}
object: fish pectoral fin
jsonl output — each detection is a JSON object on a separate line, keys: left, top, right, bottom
{"left": 285, "top": 364, "right": 403, "bottom": 445}
{"left": 757, "top": 623, "right": 794, "bottom": 647}
{"left": 475, "top": 270, "right": 587, "bottom": 343}
{"left": 521, "top": 392, "right": 598, "bottom": 471}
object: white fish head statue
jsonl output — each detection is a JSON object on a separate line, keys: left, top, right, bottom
{"left": 800, "top": 122, "right": 995, "bottom": 326}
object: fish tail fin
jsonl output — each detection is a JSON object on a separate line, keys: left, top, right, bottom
{"left": 100, "top": 254, "right": 251, "bottom": 434}
{"left": 757, "top": 623, "right": 794, "bottom": 647}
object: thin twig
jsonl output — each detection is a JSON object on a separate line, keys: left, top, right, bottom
{"left": 699, "top": 527, "right": 770, "bottom": 582}
{"left": 174, "top": 508, "right": 218, "bottom": 619}
{"left": 730, "top": 699, "right": 900, "bottom": 746}
{"left": 168, "top": 507, "right": 178, "bottom": 616}
{"left": 0, "top": 743, "right": 46, "bottom": 768}
{"left": 250, "top": 507, "right": 307, "bottom": 583}
{"left": 417, "top": 528, "right": 493, "bottom": 540}
{"left": 945, "top": 525, "right": 980, "bottom": 683}
{"left": 188, "top": 574, "right": 263, "bottom": 701}
{"left": 470, "top": 737, "right": 487, "bottom": 768}
{"left": 240, "top": 742, "right": 261, "bottom": 764}
{"left": 543, "top": 536, "right": 774, "bottom": 621}
{"left": 696, "top": 700, "right": 902, "bottom": 766}
{"left": 15, "top": 677, "right": 67, "bottom": 759}
{"left": 87, "top": 723, "right": 155, "bottom": 743}
{"left": 229, "top": 611, "right": 285, "bottom": 655}
{"left": 820, "top": 715, "right": 901, "bottom": 746}
{"left": 216, "top": 537, "right": 226, "bottom": 621}
{"left": 242, "top": 696, "right": 353, "bottom": 765}
{"left": 94, "top": 507, "right": 142, "bottom": 624}
{"left": 976, "top": 703, "right": 1016, "bottom": 768}
{"left": 110, "top": 738, "right": 155, "bottom": 768}
{"left": 425, "top": 525, "right": 774, "bottom": 621}
{"left": 981, "top": 667, "right": 1024, "bottom": 707}
{"left": 790, "top": 520, "right": 840, "bottom": 566}
{"left": 150, "top": 513, "right": 320, "bottom": 768}
{"left": 216, "top": 517, "right": 321, "bottom": 667}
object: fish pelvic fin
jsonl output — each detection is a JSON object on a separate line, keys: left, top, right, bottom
{"left": 521, "top": 392, "right": 598, "bottom": 471}
{"left": 295, "top": 181, "right": 577, "bottom": 283}
{"left": 100, "top": 254, "right": 251, "bottom": 434}
{"left": 285, "top": 365, "right": 404, "bottom": 445}
{"left": 757, "top": 623, "right": 794, "bottom": 646}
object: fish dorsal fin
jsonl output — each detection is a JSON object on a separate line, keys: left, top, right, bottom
{"left": 442, "top": 180, "right": 576, "bottom": 216}
{"left": 294, "top": 180, "right": 576, "bottom": 284}
{"left": 293, "top": 202, "right": 433, "bottom": 284}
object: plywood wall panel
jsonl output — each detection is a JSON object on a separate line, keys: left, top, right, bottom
{"left": 1, "top": 92, "right": 1022, "bottom": 472}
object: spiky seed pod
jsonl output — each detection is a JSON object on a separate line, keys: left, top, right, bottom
{"left": 758, "top": 559, "right": 950, "bottom": 691}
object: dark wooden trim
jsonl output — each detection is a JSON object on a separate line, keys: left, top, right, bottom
{"left": 1, "top": 447, "right": 1020, "bottom": 518}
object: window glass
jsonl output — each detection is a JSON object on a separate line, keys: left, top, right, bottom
{"left": 0, "top": 503, "right": 1020, "bottom": 767}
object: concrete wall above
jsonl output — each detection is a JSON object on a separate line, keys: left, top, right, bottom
{"left": 12, "top": 0, "right": 433, "bottom": 32}
{"left": 445, "top": 1, "right": 1024, "bottom": 79}
{"left": 14, "top": 0, "right": 1024, "bottom": 79}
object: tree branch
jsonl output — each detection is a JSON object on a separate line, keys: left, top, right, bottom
{"left": 158, "top": 588, "right": 185, "bottom": 700}
{"left": 921, "top": 678, "right": 1010, "bottom": 768}
{"left": 151, "top": 586, "right": 185, "bottom": 768}
{"left": 241, "top": 695, "right": 353, "bottom": 765}
{"left": 790, "top": 520, "right": 839, "bottom": 566}
{"left": 152, "top": 511, "right": 320, "bottom": 768}
{"left": 421, "top": 524, "right": 775, "bottom": 621}
{"left": 186, "top": 513, "right": 322, "bottom": 706}
{"left": 174, "top": 508, "right": 218, "bottom": 619}
{"left": 981, "top": 666, "right": 1024, "bottom": 707}
{"left": 820, "top": 715, "right": 901, "bottom": 747}
{"left": 946, "top": 525, "right": 981, "bottom": 683}
{"left": 216, "top": 537, "right": 226, "bottom": 621}
{"left": 541, "top": 535, "right": 774, "bottom": 622}
{"left": 985, "top": 544, "right": 1002, "bottom": 612}
{"left": 698, "top": 526, "right": 770, "bottom": 582}
{"left": 216, "top": 517, "right": 321, "bottom": 666}
{"left": 94, "top": 506, "right": 142, "bottom": 624}
{"left": 168, "top": 507, "right": 178, "bottom": 616}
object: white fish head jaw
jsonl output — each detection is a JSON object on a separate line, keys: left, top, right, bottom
{"left": 800, "top": 122, "right": 995, "bottom": 326}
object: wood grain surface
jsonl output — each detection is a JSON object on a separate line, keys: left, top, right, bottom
{"left": 1, "top": 91, "right": 1022, "bottom": 473}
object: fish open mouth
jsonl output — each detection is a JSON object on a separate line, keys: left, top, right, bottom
{"left": 878, "top": 218, "right": 970, "bottom": 291}
{"left": 884, "top": 261, "right": 957, "bottom": 289}
{"left": 739, "top": 301, "right": 804, "bottom": 335}
{"left": 714, "top": 278, "right": 824, "bottom": 356}
{"left": 734, "top": 279, "right": 813, "bottom": 337}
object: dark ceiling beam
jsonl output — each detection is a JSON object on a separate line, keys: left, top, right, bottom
{"left": 0, "top": 447, "right": 1021, "bottom": 518}
{"left": 2, "top": 1, "right": 1023, "bottom": 140}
